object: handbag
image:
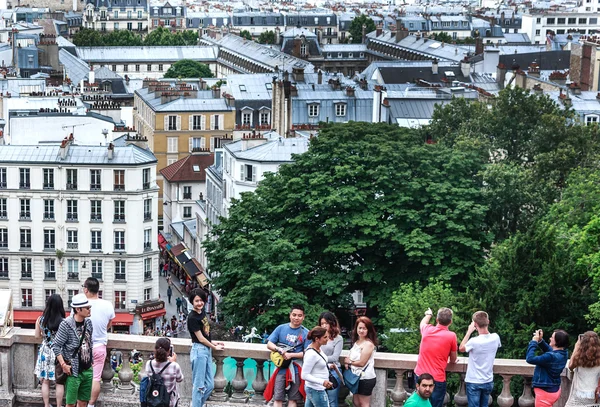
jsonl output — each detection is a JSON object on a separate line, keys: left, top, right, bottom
{"left": 307, "top": 348, "right": 339, "bottom": 389}
{"left": 343, "top": 363, "right": 370, "bottom": 394}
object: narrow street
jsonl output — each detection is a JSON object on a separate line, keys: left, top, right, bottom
{"left": 158, "top": 271, "right": 190, "bottom": 339}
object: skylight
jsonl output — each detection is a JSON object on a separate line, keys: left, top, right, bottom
{"left": 193, "top": 165, "right": 200, "bottom": 172}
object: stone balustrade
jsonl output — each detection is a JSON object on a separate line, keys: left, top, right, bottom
{"left": 0, "top": 328, "right": 571, "bottom": 407}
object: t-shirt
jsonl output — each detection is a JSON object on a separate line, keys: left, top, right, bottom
{"left": 415, "top": 324, "right": 458, "bottom": 382}
{"left": 76, "top": 319, "right": 93, "bottom": 371}
{"left": 404, "top": 391, "right": 433, "bottom": 407}
{"left": 267, "top": 323, "right": 310, "bottom": 375}
{"left": 89, "top": 298, "right": 115, "bottom": 348}
{"left": 465, "top": 333, "right": 501, "bottom": 384}
{"left": 187, "top": 310, "right": 211, "bottom": 344}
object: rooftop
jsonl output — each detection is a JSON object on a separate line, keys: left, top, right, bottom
{"left": 225, "top": 134, "right": 309, "bottom": 162}
{"left": 76, "top": 46, "right": 217, "bottom": 63}
{"left": 160, "top": 152, "right": 215, "bottom": 182}
{"left": 135, "top": 87, "right": 235, "bottom": 112}
{"left": 0, "top": 144, "right": 156, "bottom": 165}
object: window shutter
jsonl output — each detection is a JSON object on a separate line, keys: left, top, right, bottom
{"left": 201, "top": 115, "right": 206, "bottom": 130}
{"left": 220, "top": 114, "right": 224, "bottom": 129}
{"left": 189, "top": 115, "right": 193, "bottom": 130}
{"left": 252, "top": 165, "right": 257, "bottom": 182}
{"left": 163, "top": 115, "right": 168, "bottom": 130}
{"left": 176, "top": 115, "right": 181, "bottom": 130}
{"left": 210, "top": 115, "right": 215, "bottom": 130}
{"left": 240, "top": 165, "right": 244, "bottom": 181}
{"left": 189, "top": 137, "right": 193, "bottom": 152}
{"left": 201, "top": 137, "right": 206, "bottom": 149}
{"left": 210, "top": 137, "right": 215, "bottom": 151}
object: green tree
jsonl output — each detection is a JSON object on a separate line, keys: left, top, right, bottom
{"left": 348, "top": 15, "right": 376, "bottom": 44}
{"left": 204, "top": 122, "right": 490, "bottom": 329}
{"left": 432, "top": 32, "right": 453, "bottom": 43}
{"left": 163, "top": 59, "right": 213, "bottom": 78}
{"left": 258, "top": 30, "right": 276, "bottom": 44}
{"left": 102, "top": 29, "right": 143, "bottom": 46}
{"left": 239, "top": 30, "right": 253, "bottom": 41}
{"left": 72, "top": 28, "right": 105, "bottom": 46}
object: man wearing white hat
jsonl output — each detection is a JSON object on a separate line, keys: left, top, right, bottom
{"left": 53, "top": 294, "right": 94, "bottom": 407}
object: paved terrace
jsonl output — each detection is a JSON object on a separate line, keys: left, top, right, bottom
{"left": 3, "top": 329, "right": 567, "bottom": 407}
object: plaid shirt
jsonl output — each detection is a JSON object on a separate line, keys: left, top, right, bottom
{"left": 145, "top": 360, "right": 184, "bottom": 407}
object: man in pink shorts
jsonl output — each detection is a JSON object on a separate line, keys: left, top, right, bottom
{"left": 82, "top": 278, "right": 115, "bottom": 407}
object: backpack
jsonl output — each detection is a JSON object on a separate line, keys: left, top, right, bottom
{"left": 145, "top": 361, "right": 172, "bottom": 407}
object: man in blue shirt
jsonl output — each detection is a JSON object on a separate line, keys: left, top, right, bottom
{"left": 267, "top": 305, "right": 310, "bottom": 407}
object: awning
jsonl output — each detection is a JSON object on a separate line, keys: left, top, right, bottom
{"left": 158, "top": 233, "right": 168, "bottom": 250}
{"left": 13, "top": 310, "right": 42, "bottom": 324}
{"left": 141, "top": 308, "right": 166, "bottom": 321}
{"left": 112, "top": 313, "right": 134, "bottom": 326}
{"left": 170, "top": 243, "right": 186, "bottom": 257}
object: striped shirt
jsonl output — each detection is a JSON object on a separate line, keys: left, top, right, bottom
{"left": 145, "top": 360, "right": 184, "bottom": 407}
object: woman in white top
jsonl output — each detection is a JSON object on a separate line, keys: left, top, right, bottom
{"left": 344, "top": 317, "right": 377, "bottom": 407}
{"left": 320, "top": 312, "right": 344, "bottom": 407}
{"left": 301, "top": 327, "right": 335, "bottom": 407}
{"left": 565, "top": 331, "right": 600, "bottom": 407}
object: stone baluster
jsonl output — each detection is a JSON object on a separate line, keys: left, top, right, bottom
{"left": 518, "top": 377, "right": 535, "bottom": 407}
{"left": 116, "top": 350, "right": 135, "bottom": 394}
{"left": 251, "top": 360, "right": 267, "bottom": 404}
{"left": 101, "top": 352, "right": 115, "bottom": 392}
{"left": 209, "top": 356, "right": 228, "bottom": 402}
{"left": 390, "top": 369, "right": 409, "bottom": 407}
{"left": 230, "top": 358, "right": 249, "bottom": 403}
{"left": 497, "top": 375, "right": 514, "bottom": 407}
{"left": 454, "top": 374, "right": 468, "bottom": 407}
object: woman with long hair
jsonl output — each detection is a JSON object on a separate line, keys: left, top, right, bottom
{"left": 145, "top": 338, "right": 184, "bottom": 407}
{"left": 344, "top": 317, "right": 377, "bottom": 407}
{"left": 301, "top": 326, "right": 335, "bottom": 407}
{"left": 34, "top": 294, "right": 66, "bottom": 407}
{"left": 319, "top": 312, "right": 343, "bottom": 407}
{"left": 565, "top": 331, "right": 600, "bottom": 407}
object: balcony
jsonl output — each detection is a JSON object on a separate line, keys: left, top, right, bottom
{"left": 91, "top": 214, "right": 102, "bottom": 222}
{"left": 0, "top": 182, "right": 6, "bottom": 189}
{"left": 66, "top": 213, "right": 78, "bottom": 221}
{"left": 0, "top": 211, "right": 7, "bottom": 220}
{"left": 66, "top": 183, "right": 78, "bottom": 190}
{"left": 91, "top": 243, "right": 102, "bottom": 251}
{"left": 144, "top": 212, "right": 152, "bottom": 221}
{"left": 0, "top": 242, "right": 6, "bottom": 249}
{"left": 91, "top": 272, "right": 103, "bottom": 280}
{"left": 43, "top": 183, "right": 54, "bottom": 189}
{"left": 19, "top": 182, "right": 30, "bottom": 189}
{"left": 19, "top": 212, "right": 30, "bottom": 220}
{"left": 67, "top": 242, "right": 78, "bottom": 250}
{"left": 183, "top": 193, "right": 192, "bottom": 199}
{"left": 43, "top": 272, "right": 55, "bottom": 280}
{"left": 235, "top": 124, "right": 272, "bottom": 131}
{"left": 143, "top": 242, "right": 151, "bottom": 251}
{"left": 67, "top": 272, "right": 79, "bottom": 280}
{"left": 43, "top": 212, "right": 55, "bottom": 220}
{"left": 114, "top": 184, "right": 125, "bottom": 191}
{"left": 143, "top": 182, "right": 150, "bottom": 190}
{"left": 322, "top": 30, "right": 338, "bottom": 37}
{"left": 1, "top": 332, "right": 567, "bottom": 407}
{"left": 114, "top": 215, "right": 125, "bottom": 223}
{"left": 20, "top": 241, "right": 31, "bottom": 249}
{"left": 90, "top": 183, "right": 102, "bottom": 191}
{"left": 114, "top": 243, "right": 125, "bottom": 251}
{"left": 44, "top": 243, "right": 55, "bottom": 250}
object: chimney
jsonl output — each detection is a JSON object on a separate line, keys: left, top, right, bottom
{"left": 292, "top": 66, "right": 305, "bottom": 83}
{"left": 107, "top": 142, "right": 114, "bottom": 160}
{"left": 569, "top": 82, "right": 582, "bottom": 95}
{"left": 460, "top": 59, "right": 471, "bottom": 78}
{"left": 212, "top": 86, "right": 221, "bottom": 98}
{"left": 496, "top": 62, "right": 507, "bottom": 88}
{"left": 317, "top": 69, "right": 323, "bottom": 85}
{"left": 532, "top": 83, "right": 543, "bottom": 95}
{"left": 88, "top": 65, "right": 95, "bottom": 85}
{"left": 432, "top": 59, "right": 438, "bottom": 75}
{"left": 346, "top": 86, "right": 355, "bottom": 97}
{"left": 396, "top": 24, "right": 408, "bottom": 42}
{"left": 362, "top": 24, "right": 367, "bottom": 43}
{"left": 528, "top": 62, "right": 540, "bottom": 77}
{"left": 125, "top": 133, "right": 148, "bottom": 149}
{"left": 376, "top": 24, "right": 382, "bottom": 37}
{"left": 59, "top": 133, "right": 73, "bottom": 160}
{"left": 475, "top": 37, "right": 484, "bottom": 55}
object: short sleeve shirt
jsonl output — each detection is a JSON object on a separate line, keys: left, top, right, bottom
{"left": 415, "top": 324, "right": 458, "bottom": 382}
{"left": 268, "top": 323, "right": 309, "bottom": 374}
{"left": 465, "top": 333, "right": 501, "bottom": 384}
{"left": 187, "top": 310, "right": 211, "bottom": 344}
{"left": 404, "top": 391, "right": 433, "bottom": 407}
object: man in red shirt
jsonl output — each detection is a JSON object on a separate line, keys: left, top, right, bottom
{"left": 414, "top": 308, "right": 458, "bottom": 407}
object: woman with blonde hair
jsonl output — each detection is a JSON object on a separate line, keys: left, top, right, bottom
{"left": 565, "top": 331, "right": 600, "bottom": 407}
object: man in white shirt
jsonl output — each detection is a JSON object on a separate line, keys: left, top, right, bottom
{"left": 82, "top": 278, "right": 115, "bottom": 407}
{"left": 459, "top": 311, "right": 501, "bottom": 407}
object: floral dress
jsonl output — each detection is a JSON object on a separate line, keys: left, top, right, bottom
{"left": 34, "top": 317, "right": 57, "bottom": 381}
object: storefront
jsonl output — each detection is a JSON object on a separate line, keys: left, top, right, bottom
{"left": 136, "top": 300, "right": 166, "bottom": 333}
{"left": 13, "top": 309, "right": 42, "bottom": 328}
{"left": 111, "top": 312, "right": 134, "bottom": 333}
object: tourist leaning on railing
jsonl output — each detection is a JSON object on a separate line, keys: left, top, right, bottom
{"left": 565, "top": 331, "right": 600, "bottom": 407}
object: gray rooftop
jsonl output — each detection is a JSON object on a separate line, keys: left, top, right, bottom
{"left": 135, "top": 87, "right": 235, "bottom": 112}
{"left": 224, "top": 73, "right": 273, "bottom": 100}
{"left": 59, "top": 48, "right": 90, "bottom": 85}
{"left": 77, "top": 46, "right": 217, "bottom": 62}
{"left": 225, "top": 135, "right": 309, "bottom": 162}
{"left": 0, "top": 144, "right": 156, "bottom": 166}
{"left": 367, "top": 31, "right": 470, "bottom": 63}
{"left": 321, "top": 44, "right": 367, "bottom": 52}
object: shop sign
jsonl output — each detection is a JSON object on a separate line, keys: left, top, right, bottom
{"left": 136, "top": 300, "right": 165, "bottom": 314}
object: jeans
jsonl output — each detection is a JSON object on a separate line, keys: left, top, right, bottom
{"left": 466, "top": 382, "right": 493, "bottom": 407}
{"left": 306, "top": 387, "right": 330, "bottom": 407}
{"left": 415, "top": 374, "right": 446, "bottom": 407}
{"left": 326, "top": 369, "right": 340, "bottom": 407}
{"left": 191, "top": 343, "right": 213, "bottom": 407}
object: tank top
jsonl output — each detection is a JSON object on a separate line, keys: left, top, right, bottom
{"left": 349, "top": 341, "right": 376, "bottom": 380}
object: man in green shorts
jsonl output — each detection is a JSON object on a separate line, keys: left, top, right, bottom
{"left": 53, "top": 294, "right": 94, "bottom": 407}
{"left": 405, "top": 373, "right": 435, "bottom": 407}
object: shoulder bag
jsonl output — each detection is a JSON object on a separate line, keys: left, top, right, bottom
{"left": 307, "top": 348, "right": 339, "bottom": 389}
{"left": 343, "top": 362, "right": 370, "bottom": 394}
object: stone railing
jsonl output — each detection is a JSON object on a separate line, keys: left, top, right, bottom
{"left": 0, "top": 329, "right": 571, "bottom": 407}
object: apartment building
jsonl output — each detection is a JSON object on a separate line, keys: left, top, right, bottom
{"left": 521, "top": 12, "right": 600, "bottom": 44}
{"left": 84, "top": 0, "right": 149, "bottom": 33}
{"left": 149, "top": 0, "right": 186, "bottom": 31}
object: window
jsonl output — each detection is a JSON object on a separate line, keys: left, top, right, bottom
{"left": 536, "top": 29, "right": 540, "bottom": 35}
{"left": 45, "top": 289, "right": 56, "bottom": 300}
{"left": 189, "top": 137, "right": 204, "bottom": 152}
{"left": 147, "top": 64, "right": 152, "bottom": 71}
{"left": 536, "top": 17, "right": 541, "bottom": 23}
{"left": 67, "top": 200, "right": 78, "bottom": 221}
{"left": 114, "top": 291, "right": 126, "bottom": 310}
{"left": 167, "top": 158, "right": 177, "bottom": 165}
{"left": 557, "top": 18, "right": 565, "bottom": 24}
{"left": 158, "top": 64, "right": 163, "bottom": 71}
{"left": 143, "top": 168, "right": 151, "bottom": 189}
{"left": 0, "top": 258, "right": 7, "bottom": 278}
{"left": 586, "top": 115, "right": 599, "bottom": 125}
{"left": 300, "top": 44, "right": 307, "bottom": 55}
{"left": 212, "top": 115, "right": 221, "bottom": 130}
{"left": 114, "top": 10, "right": 118, "bottom": 18}
{"left": 0, "top": 198, "right": 7, "bottom": 219}
{"left": 569, "top": 17, "right": 577, "bottom": 24}
{"left": 91, "top": 200, "right": 102, "bottom": 221}
{"left": 91, "top": 230, "right": 102, "bottom": 251}
{"left": 191, "top": 115, "right": 205, "bottom": 130}
{"left": 0, "top": 228, "right": 7, "bottom": 248}
{"left": 112, "top": 64, "right": 116, "bottom": 71}
{"left": 44, "top": 199, "right": 55, "bottom": 220}
{"left": 579, "top": 18, "right": 587, "bottom": 24}
{"left": 21, "top": 289, "right": 32, "bottom": 307}
{"left": 67, "top": 289, "right": 79, "bottom": 307}
{"left": 115, "top": 259, "right": 126, "bottom": 280}
{"left": 114, "top": 231, "right": 125, "bottom": 250}
{"left": 20, "top": 228, "right": 31, "bottom": 249}
{"left": 0, "top": 168, "right": 6, "bottom": 188}
{"left": 335, "top": 103, "right": 347, "bottom": 116}
{"left": 67, "top": 230, "right": 78, "bottom": 250}
{"left": 44, "top": 229, "right": 55, "bottom": 249}
{"left": 123, "top": 64, "right": 128, "bottom": 72}
{"left": 66, "top": 169, "right": 78, "bottom": 190}
{"left": 591, "top": 18, "right": 598, "bottom": 24}
{"left": 308, "top": 104, "right": 319, "bottom": 117}
{"left": 114, "top": 22, "right": 119, "bottom": 29}
{"left": 183, "top": 185, "right": 192, "bottom": 200}
{"left": 91, "top": 260, "right": 103, "bottom": 280}
{"left": 20, "top": 199, "right": 30, "bottom": 220}
{"left": 114, "top": 170, "right": 125, "bottom": 190}
{"left": 138, "top": 10, "right": 142, "bottom": 18}
{"left": 144, "top": 229, "right": 151, "bottom": 251}
{"left": 241, "top": 164, "right": 256, "bottom": 182}
{"left": 67, "top": 259, "right": 79, "bottom": 280}
{"left": 43, "top": 168, "right": 54, "bottom": 189}
{"left": 19, "top": 168, "right": 30, "bottom": 189}
{"left": 167, "top": 137, "right": 178, "bottom": 153}
{"left": 90, "top": 169, "right": 101, "bottom": 190}
{"left": 144, "top": 287, "right": 152, "bottom": 300}
{"left": 21, "top": 258, "right": 32, "bottom": 278}
{"left": 144, "top": 199, "right": 151, "bottom": 221}
{"left": 260, "top": 111, "right": 270, "bottom": 125}
{"left": 114, "top": 201, "right": 125, "bottom": 222}
{"left": 135, "top": 64, "right": 140, "bottom": 72}
{"left": 242, "top": 111, "right": 252, "bottom": 126}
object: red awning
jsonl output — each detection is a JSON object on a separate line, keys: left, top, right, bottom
{"left": 141, "top": 309, "right": 166, "bottom": 321}
{"left": 13, "top": 310, "right": 42, "bottom": 324}
{"left": 112, "top": 313, "right": 134, "bottom": 326}
{"left": 158, "top": 233, "right": 168, "bottom": 250}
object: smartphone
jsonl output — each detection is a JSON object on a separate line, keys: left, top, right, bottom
{"left": 579, "top": 334, "right": 584, "bottom": 341}
{"left": 169, "top": 345, "right": 174, "bottom": 356}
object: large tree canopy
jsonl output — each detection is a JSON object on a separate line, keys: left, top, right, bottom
{"left": 163, "top": 59, "right": 213, "bottom": 78}
{"left": 204, "top": 122, "right": 490, "bottom": 329}
{"left": 348, "top": 15, "right": 376, "bottom": 43}
{"left": 72, "top": 27, "right": 198, "bottom": 46}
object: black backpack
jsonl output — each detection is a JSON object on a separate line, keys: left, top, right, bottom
{"left": 146, "top": 362, "right": 172, "bottom": 407}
